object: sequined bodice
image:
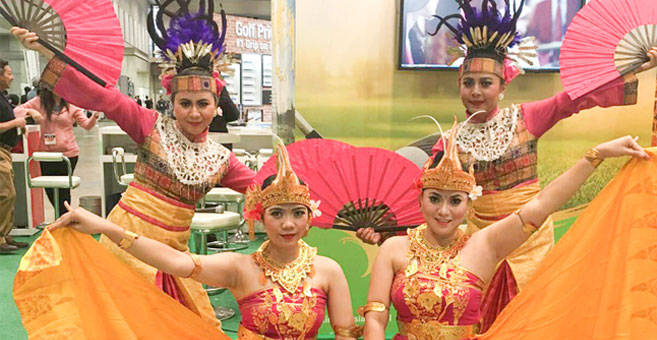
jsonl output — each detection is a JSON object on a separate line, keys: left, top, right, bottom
{"left": 238, "top": 286, "right": 327, "bottom": 339}
{"left": 453, "top": 105, "right": 538, "bottom": 191}
{"left": 391, "top": 226, "right": 483, "bottom": 328}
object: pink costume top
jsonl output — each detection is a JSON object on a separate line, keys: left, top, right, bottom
{"left": 431, "top": 74, "right": 638, "bottom": 192}
{"left": 14, "top": 96, "right": 98, "bottom": 157}
{"left": 40, "top": 57, "right": 255, "bottom": 204}
{"left": 390, "top": 226, "right": 484, "bottom": 340}
{"left": 238, "top": 286, "right": 327, "bottom": 340}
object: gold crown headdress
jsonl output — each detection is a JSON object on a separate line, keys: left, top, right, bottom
{"left": 418, "top": 116, "right": 481, "bottom": 199}
{"left": 148, "top": 1, "right": 227, "bottom": 95}
{"left": 244, "top": 137, "right": 312, "bottom": 240}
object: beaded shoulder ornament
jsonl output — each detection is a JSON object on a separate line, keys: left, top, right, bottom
{"left": 155, "top": 114, "right": 229, "bottom": 186}
{"left": 443, "top": 104, "right": 520, "bottom": 162}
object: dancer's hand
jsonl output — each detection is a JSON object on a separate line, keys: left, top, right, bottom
{"left": 9, "top": 27, "right": 54, "bottom": 60}
{"left": 636, "top": 47, "right": 657, "bottom": 73}
{"left": 595, "top": 136, "right": 650, "bottom": 160}
{"left": 49, "top": 201, "right": 109, "bottom": 235}
{"left": 356, "top": 227, "right": 381, "bottom": 245}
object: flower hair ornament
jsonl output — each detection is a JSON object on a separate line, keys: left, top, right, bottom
{"left": 414, "top": 114, "right": 483, "bottom": 200}
{"left": 432, "top": 0, "right": 537, "bottom": 85}
{"left": 147, "top": 0, "right": 227, "bottom": 96}
{"left": 244, "top": 136, "right": 316, "bottom": 240}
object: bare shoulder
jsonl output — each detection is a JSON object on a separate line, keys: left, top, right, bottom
{"left": 313, "top": 255, "right": 344, "bottom": 275}
{"left": 379, "top": 235, "right": 409, "bottom": 255}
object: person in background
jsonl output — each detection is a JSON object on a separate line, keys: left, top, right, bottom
{"left": 135, "top": 95, "right": 142, "bottom": 106}
{"left": 155, "top": 95, "right": 169, "bottom": 114}
{"left": 144, "top": 95, "right": 153, "bottom": 109}
{"left": 20, "top": 86, "right": 30, "bottom": 104}
{"left": 0, "top": 58, "right": 40, "bottom": 253}
{"left": 209, "top": 87, "right": 240, "bottom": 150}
{"left": 15, "top": 86, "right": 99, "bottom": 218}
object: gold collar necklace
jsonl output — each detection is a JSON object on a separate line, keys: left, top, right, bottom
{"left": 406, "top": 224, "right": 469, "bottom": 277}
{"left": 253, "top": 240, "right": 317, "bottom": 294}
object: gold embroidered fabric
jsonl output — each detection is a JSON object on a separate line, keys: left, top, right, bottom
{"left": 393, "top": 225, "right": 481, "bottom": 327}
{"left": 397, "top": 319, "right": 474, "bottom": 340}
{"left": 252, "top": 240, "right": 317, "bottom": 294}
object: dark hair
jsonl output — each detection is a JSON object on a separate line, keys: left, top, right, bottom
{"left": 39, "top": 86, "right": 69, "bottom": 120}
{"left": 0, "top": 59, "right": 8, "bottom": 74}
{"left": 24, "top": 86, "right": 31, "bottom": 94}
{"left": 7, "top": 94, "right": 19, "bottom": 107}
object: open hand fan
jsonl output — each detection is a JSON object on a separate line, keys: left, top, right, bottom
{"left": 303, "top": 147, "right": 424, "bottom": 231}
{"left": 560, "top": 0, "right": 657, "bottom": 100}
{"left": 254, "top": 138, "right": 354, "bottom": 185}
{"left": 0, "top": 0, "right": 124, "bottom": 86}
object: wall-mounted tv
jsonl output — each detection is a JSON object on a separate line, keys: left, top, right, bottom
{"left": 399, "top": 0, "right": 585, "bottom": 71}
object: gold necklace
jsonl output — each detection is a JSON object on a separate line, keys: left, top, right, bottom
{"left": 405, "top": 224, "right": 469, "bottom": 277}
{"left": 253, "top": 240, "right": 317, "bottom": 294}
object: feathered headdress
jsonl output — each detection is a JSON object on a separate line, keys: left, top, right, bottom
{"left": 244, "top": 137, "right": 314, "bottom": 240}
{"left": 148, "top": 0, "right": 227, "bottom": 95}
{"left": 430, "top": 0, "right": 536, "bottom": 84}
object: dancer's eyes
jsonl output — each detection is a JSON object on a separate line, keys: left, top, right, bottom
{"left": 293, "top": 209, "right": 307, "bottom": 218}
{"left": 450, "top": 197, "right": 463, "bottom": 206}
{"left": 429, "top": 195, "right": 441, "bottom": 204}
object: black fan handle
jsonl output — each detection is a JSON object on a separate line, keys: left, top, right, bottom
{"left": 0, "top": 7, "right": 107, "bottom": 87}
{"left": 332, "top": 225, "right": 419, "bottom": 233}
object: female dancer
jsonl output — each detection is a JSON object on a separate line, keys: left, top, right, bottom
{"left": 356, "top": 0, "right": 657, "bottom": 330}
{"left": 10, "top": 3, "right": 255, "bottom": 327}
{"left": 47, "top": 141, "right": 361, "bottom": 340}
{"left": 360, "top": 117, "right": 650, "bottom": 339}
{"left": 15, "top": 86, "right": 99, "bottom": 217}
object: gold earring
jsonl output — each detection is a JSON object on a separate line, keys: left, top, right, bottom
{"left": 499, "top": 93, "right": 505, "bottom": 100}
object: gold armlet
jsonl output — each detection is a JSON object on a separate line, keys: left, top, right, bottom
{"left": 332, "top": 324, "right": 364, "bottom": 338}
{"left": 357, "top": 301, "right": 387, "bottom": 317}
{"left": 184, "top": 252, "right": 202, "bottom": 279}
{"left": 118, "top": 230, "right": 139, "bottom": 249}
{"left": 514, "top": 209, "right": 538, "bottom": 236}
{"left": 584, "top": 148, "right": 603, "bottom": 168}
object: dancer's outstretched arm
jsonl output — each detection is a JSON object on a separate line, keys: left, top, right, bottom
{"left": 49, "top": 202, "right": 240, "bottom": 289}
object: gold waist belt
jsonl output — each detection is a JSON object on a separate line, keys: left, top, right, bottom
{"left": 237, "top": 325, "right": 317, "bottom": 340}
{"left": 397, "top": 319, "right": 474, "bottom": 340}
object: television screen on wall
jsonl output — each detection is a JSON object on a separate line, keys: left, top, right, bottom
{"left": 399, "top": 0, "right": 585, "bottom": 70}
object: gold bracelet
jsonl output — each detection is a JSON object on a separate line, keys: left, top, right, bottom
{"left": 357, "top": 301, "right": 387, "bottom": 317}
{"left": 514, "top": 209, "right": 538, "bottom": 236}
{"left": 584, "top": 148, "right": 603, "bottom": 168}
{"left": 118, "top": 230, "right": 139, "bottom": 249}
{"left": 332, "top": 324, "right": 364, "bottom": 338}
{"left": 184, "top": 252, "right": 203, "bottom": 279}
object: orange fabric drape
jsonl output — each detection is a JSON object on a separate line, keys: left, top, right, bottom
{"left": 479, "top": 148, "right": 657, "bottom": 339}
{"left": 13, "top": 228, "right": 231, "bottom": 340}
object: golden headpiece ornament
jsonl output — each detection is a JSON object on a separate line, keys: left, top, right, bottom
{"left": 244, "top": 137, "right": 313, "bottom": 240}
{"left": 418, "top": 116, "right": 482, "bottom": 200}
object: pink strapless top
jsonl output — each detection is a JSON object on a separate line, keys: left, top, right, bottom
{"left": 391, "top": 267, "right": 484, "bottom": 327}
{"left": 238, "top": 286, "right": 327, "bottom": 339}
